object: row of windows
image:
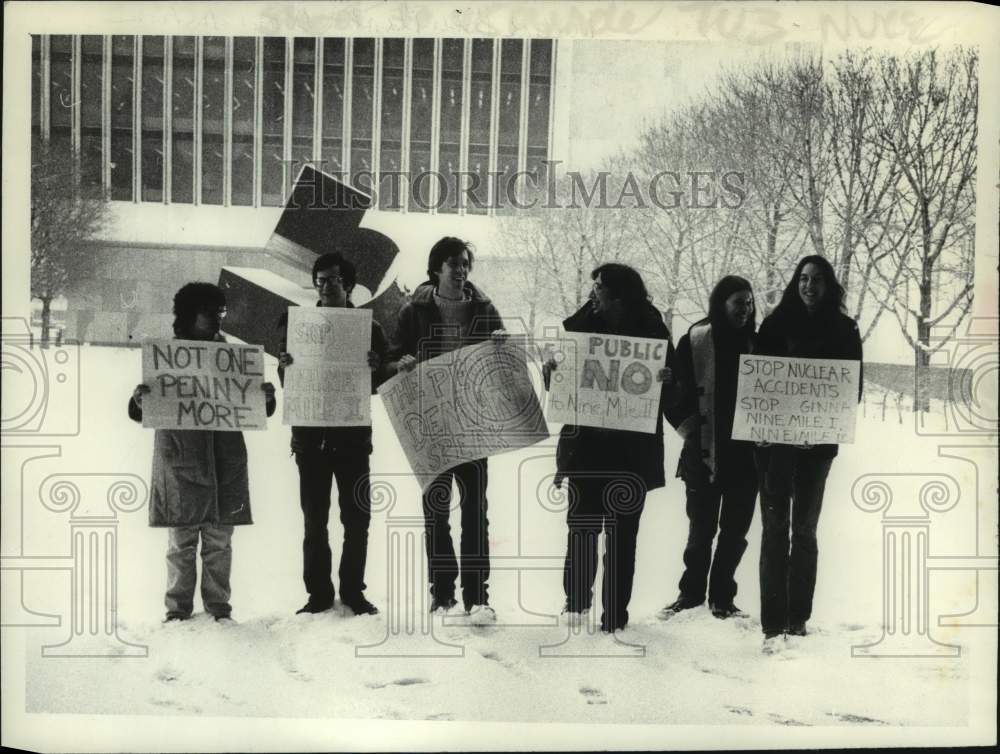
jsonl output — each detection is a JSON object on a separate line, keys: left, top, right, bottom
{"left": 32, "top": 35, "right": 555, "bottom": 214}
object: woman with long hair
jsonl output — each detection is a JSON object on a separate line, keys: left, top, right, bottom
{"left": 546, "top": 263, "right": 674, "bottom": 633}
{"left": 753, "top": 255, "right": 863, "bottom": 653}
{"left": 660, "top": 275, "right": 759, "bottom": 621}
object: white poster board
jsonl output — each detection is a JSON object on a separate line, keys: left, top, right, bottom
{"left": 378, "top": 339, "right": 549, "bottom": 489}
{"left": 545, "top": 331, "right": 669, "bottom": 434}
{"left": 732, "top": 355, "right": 861, "bottom": 445}
{"left": 141, "top": 338, "right": 267, "bottom": 431}
{"left": 282, "top": 307, "right": 372, "bottom": 427}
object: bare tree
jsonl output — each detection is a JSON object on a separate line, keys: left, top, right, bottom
{"left": 869, "top": 47, "right": 977, "bottom": 410}
{"left": 31, "top": 140, "right": 110, "bottom": 346}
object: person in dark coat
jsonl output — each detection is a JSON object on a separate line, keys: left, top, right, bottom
{"left": 385, "top": 237, "right": 506, "bottom": 621}
{"left": 130, "top": 282, "right": 276, "bottom": 623}
{"left": 659, "top": 276, "right": 758, "bottom": 621}
{"left": 753, "top": 255, "right": 863, "bottom": 653}
{"left": 545, "top": 263, "right": 674, "bottom": 633}
{"left": 277, "top": 252, "right": 389, "bottom": 617}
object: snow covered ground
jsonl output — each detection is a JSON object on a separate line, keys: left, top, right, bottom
{"left": 7, "top": 345, "right": 998, "bottom": 749}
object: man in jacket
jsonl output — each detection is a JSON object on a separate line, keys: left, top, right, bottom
{"left": 385, "top": 237, "right": 505, "bottom": 621}
{"left": 278, "top": 252, "right": 389, "bottom": 616}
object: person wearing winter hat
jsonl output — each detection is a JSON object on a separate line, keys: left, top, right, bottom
{"left": 129, "top": 282, "right": 276, "bottom": 624}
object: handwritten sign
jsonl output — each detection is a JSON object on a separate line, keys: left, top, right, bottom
{"left": 378, "top": 339, "right": 548, "bottom": 489}
{"left": 282, "top": 307, "right": 372, "bottom": 427}
{"left": 545, "top": 331, "right": 668, "bottom": 434}
{"left": 732, "top": 355, "right": 861, "bottom": 445}
{"left": 141, "top": 339, "right": 267, "bottom": 431}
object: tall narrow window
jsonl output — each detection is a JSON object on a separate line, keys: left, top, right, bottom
{"left": 378, "top": 38, "right": 404, "bottom": 209}
{"left": 141, "top": 36, "right": 165, "bottom": 201}
{"left": 171, "top": 36, "right": 195, "bottom": 203}
{"left": 350, "top": 38, "right": 375, "bottom": 194}
{"left": 321, "top": 38, "right": 345, "bottom": 177}
{"left": 526, "top": 40, "right": 552, "bottom": 184}
{"left": 201, "top": 36, "right": 225, "bottom": 205}
{"left": 31, "top": 36, "right": 41, "bottom": 156}
{"left": 110, "top": 35, "right": 135, "bottom": 201}
{"left": 495, "top": 39, "right": 523, "bottom": 212}
{"left": 230, "top": 37, "right": 256, "bottom": 206}
{"left": 437, "top": 39, "right": 464, "bottom": 214}
{"left": 290, "top": 37, "right": 316, "bottom": 187}
{"left": 48, "top": 35, "right": 73, "bottom": 165}
{"left": 408, "top": 38, "right": 434, "bottom": 212}
{"left": 80, "top": 36, "right": 104, "bottom": 188}
{"left": 261, "top": 37, "right": 285, "bottom": 206}
{"left": 466, "top": 39, "right": 493, "bottom": 215}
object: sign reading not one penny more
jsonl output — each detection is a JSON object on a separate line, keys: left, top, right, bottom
{"left": 141, "top": 339, "right": 268, "bottom": 431}
{"left": 545, "top": 331, "right": 670, "bottom": 434}
{"left": 732, "top": 355, "right": 861, "bottom": 445}
{"left": 282, "top": 306, "right": 373, "bottom": 427}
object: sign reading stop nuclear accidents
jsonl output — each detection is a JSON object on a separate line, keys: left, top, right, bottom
{"left": 141, "top": 339, "right": 268, "bottom": 431}
{"left": 545, "top": 331, "right": 669, "bottom": 434}
{"left": 732, "top": 355, "right": 861, "bottom": 445}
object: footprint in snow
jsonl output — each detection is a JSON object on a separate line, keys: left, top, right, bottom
{"left": 155, "top": 666, "right": 180, "bottom": 683}
{"left": 579, "top": 686, "right": 607, "bottom": 705}
{"left": 426, "top": 712, "right": 454, "bottom": 720}
{"left": 768, "top": 713, "right": 809, "bottom": 726}
{"left": 827, "top": 712, "right": 888, "bottom": 725}
{"left": 367, "top": 677, "right": 430, "bottom": 689}
{"left": 726, "top": 705, "right": 753, "bottom": 717}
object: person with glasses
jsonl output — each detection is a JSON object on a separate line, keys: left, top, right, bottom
{"left": 659, "top": 276, "right": 759, "bottom": 623}
{"left": 276, "top": 252, "right": 389, "bottom": 617}
{"left": 129, "top": 282, "right": 276, "bottom": 624}
{"left": 385, "top": 237, "right": 506, "bottom": 623}
{"left": 543, "top": 264, "right": 675, "bottom": 633}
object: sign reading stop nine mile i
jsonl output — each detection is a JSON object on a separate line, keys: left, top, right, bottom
{"left": 732, "top": 355, "right": 861, "bottom": 445}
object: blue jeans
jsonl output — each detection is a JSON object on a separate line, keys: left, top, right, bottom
{"left": 756, "top": 447, "right": 833, "bottom": 635}
{"left": 165, "top": 523, "right": 234, "bottom": 619}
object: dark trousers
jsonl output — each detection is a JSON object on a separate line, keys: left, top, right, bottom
{"left": 678, "top": 476, "right": 758, "bottom": 607}
{"left": 421, "top": 459, "right": 490, "bottom": 609}
{"left": 756, "top": 447, "right": 834, "bottom": 634}
{"left": 295, "top": 451, "right": 372, "bottom": 603}
{"left": 563, "top": 474, "right": 647, "bottom": 631}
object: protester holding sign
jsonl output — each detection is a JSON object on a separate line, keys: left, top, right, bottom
{"left": 385, "top": 237, "right": 506, "bottom": 622}
{"left": 544, "top": 264, "right": 674, "bottom": 633}
{"left": 753, "top": 256, "right": 863, "bottom": 653}
{"left": 659, "top": 276, "right": 758, "bottom": 622}
{"left": 129, "top": 283, "right": 276, "bottom": 624}
{"left": 276, "top": 252, "right": 388, "bottom": 617}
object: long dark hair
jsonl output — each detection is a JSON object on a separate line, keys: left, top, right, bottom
{"left": 771, "top": 255, "right": 846, "bottom": 325}
{"left": 591, "top": 263, "right": 652, "bottom": 318}
{"left": 707, "top": 274, "right": 756, "bottom": 336}
{"left": 172, "top": 282, "right": 226, "bottom": 338}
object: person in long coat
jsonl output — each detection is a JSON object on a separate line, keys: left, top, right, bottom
{"left": 546, "top": 263, "right": 674, "bottom": 633}
{"left": 130, "top": 282, "right": 276, "bottom": 622}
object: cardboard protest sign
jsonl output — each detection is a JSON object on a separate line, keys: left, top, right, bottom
{"left": 732, "top": 355, "right": 861, "bottom": 445}
{"left": 378, "top": 339, "right": 549, "bottom": 489}
{"left": 141, "top": 339, "right": 267, "bottom": 431}
{"left": 282, "top": 307, "right": 373, "bottom": 426}
{"left": 545, "top": 331, "right": 669, "bottom": 434}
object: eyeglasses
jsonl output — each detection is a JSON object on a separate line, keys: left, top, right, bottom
{"left": 199, "top": 307, "right": 227, "bottom": 318}
{"left": 314, "top": 274, "right": 344, "bottom": 288}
